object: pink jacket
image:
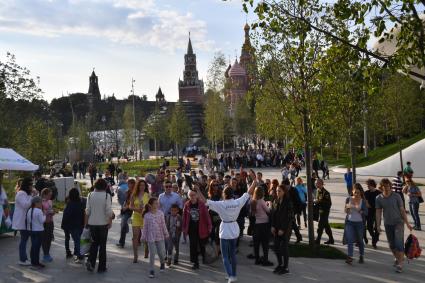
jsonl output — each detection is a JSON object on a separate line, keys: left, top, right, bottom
{"left": 182, "top": 200, "right": 212, "bottom": 239}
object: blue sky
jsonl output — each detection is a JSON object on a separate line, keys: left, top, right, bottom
{"left": 0, "top": 0, "right": 251, "bottom": 101}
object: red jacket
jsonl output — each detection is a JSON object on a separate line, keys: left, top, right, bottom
{"left": 182, "top": 200, "right": 212, "bottom": 239}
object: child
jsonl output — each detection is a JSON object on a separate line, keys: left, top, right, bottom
{"left": 27, "top": 196, "right": 46, "bottom": 269}
{"left": 41, "top": 188, "right": 55, "bottom": 263}
{"left": 165, "top": 204, "right": 182, "bottom": 266}
{"left": 141, "top": 198, "right": 169, "bottom": 278}
{"left": 61, "top": 188, "right": 86, "bottom": 263}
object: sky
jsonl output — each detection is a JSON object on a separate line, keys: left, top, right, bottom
{"left": 0, "top": 0, "right": 251, "bottom": 102}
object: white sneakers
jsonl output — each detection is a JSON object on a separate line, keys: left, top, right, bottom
{"left": 18, "top": 260, "right": 31, "bottom": 266}
{"left": 228, "top": 276, "right": 238, "bottom": 283}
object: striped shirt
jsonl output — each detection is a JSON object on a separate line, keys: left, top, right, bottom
{"left": 392, "top": 176, "right": 403, "bottom": 193}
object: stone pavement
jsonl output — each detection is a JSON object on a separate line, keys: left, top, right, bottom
{"left": 1, "top": 169, "right": 424, "bottom": 283}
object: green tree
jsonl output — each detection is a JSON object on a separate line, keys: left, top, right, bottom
{"left": 204, "top": 90, "right": 228, "bottom": 153}
{"left": 145, "top": 106, "right": 168, "bottom": 158}
{"left": 242, "top": 0, "right": 332, "bottom": 246}
{"left": 122, "top": 104, "right": 134, "bottom": 149}
{"left": 206, "top": 51, "right": 228, "bottom": 93}
{"left": 168, "top": 102, "right": 192, "bottom": 158}
{"left": 234, "top": 98, "right": 255, "bottom": 139}
{"left": 17, "top": 119, "right": 55, "bottom": 165}
{"left": 379, "top": 72, "right": 424, "bottom": 170}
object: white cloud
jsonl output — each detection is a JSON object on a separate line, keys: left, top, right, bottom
{"left": 0, "top": 0, "right": 214, "bottom": 53}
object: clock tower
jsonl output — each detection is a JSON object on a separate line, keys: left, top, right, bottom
{"left": 178, "top": 34, "right": 204, "bottom": 104}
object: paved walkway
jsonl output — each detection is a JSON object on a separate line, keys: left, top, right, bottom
{"left": 1, "top": 169, "right": 424, "bottom": 283}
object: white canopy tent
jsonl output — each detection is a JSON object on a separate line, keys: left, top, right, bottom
{"left": 0, "top": 148, "right": 39, "bottom": 171}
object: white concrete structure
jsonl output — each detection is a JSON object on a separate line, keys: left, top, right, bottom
{"left": 334, "top": 138, "right": 425, "bottom": 177}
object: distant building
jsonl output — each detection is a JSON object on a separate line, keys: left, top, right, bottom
{"left": 225, "top": 24, "right": 256, "bottom": 115}
{"left": 178, "top": 35, "right": 205, "bottom": 104}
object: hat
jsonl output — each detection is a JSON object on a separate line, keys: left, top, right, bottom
{"left": 31, "top": 196, "right": 42, "bottom": 205}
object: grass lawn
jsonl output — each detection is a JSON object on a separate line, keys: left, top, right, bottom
{"left": 326, "top": 131, "right": 425, "bottom": 167}
{"left": 289, "top": 242, "right": 346, "bottom": 259}
{"left": 100, "top": 158, "right": 179, "bottom": 177}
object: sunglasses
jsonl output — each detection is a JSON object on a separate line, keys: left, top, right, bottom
{"left": 165, "top": 185, "right": 172, "bottom": 188}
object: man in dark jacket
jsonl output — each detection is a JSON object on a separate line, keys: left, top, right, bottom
{"left": 271, "top": 185, "right": 293, "bottom": 275}
{"left": 315, "top": 179, "right": 334, "bottom": 245}
{"left": 282, "top": 179, "right": 302, "bottom": 242}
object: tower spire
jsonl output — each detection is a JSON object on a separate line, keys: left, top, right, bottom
{"left": 187, "top": 32, "right": 193, "bottom": 55}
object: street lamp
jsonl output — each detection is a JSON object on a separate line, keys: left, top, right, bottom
{"left": 57, "top": 122, "right": 63, "bottom": 160}
{"left": 101, "top": 115, "right": 106, "bottom": 152}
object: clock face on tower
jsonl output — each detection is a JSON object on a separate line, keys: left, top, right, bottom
{"left": 185, "top": 71, "right": 191, "bottom": 77}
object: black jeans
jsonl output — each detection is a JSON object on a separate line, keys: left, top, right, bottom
{"left": 290, "top": 220, "right": 302, "bottom": 241}
{"left": 317, "top": 209, "right": 333, "bottom": 242}
{"left": 296, "top": 204, "right": 307, "bottom": 227}
{"left": 90, "top": 175, "right": 96, "bottom": 186}
{"left": 42, "top": 222, "right": 54, "bottom": 256}
{"left": 88, "top": 225, "right": 109, "bottom": 271}
{"left": 274, "top": 233, "right": 290, "bottom": 268}
{"left": 30, "top": 231, "right": 43, "bottom": 265}
{"left": 189, "top": 229, "right": 207, "bottom": 265}
{"left": 253, "top": 223, "right": 270, "bottom": 261}
{"left": 365, "top": 213, "right": 379, "bottom": 245}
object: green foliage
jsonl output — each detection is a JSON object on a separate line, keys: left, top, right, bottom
{"left": 122, "top": 103, "right": 134, "bottom": 148}
{"left": 16, "top": 119, "right": 57, "bottom": 165}
{"left": 233, "top": 98, "right": 255, "bottom": 138}
{"left": 333, "top": 0, "right": 425, "bottom": 72}
{"left": 206, "top": 51, "right": 228, "bottom": 93}
{"left": 204, "top": 90, "right": 229, "bottom": 151}
{"left": 67, "top": 120, "right": 91, "bottom": 155}
{"left": 168, "top": 102, "right": 192, "bottom": 150}
{"left": 0, "top": 52, "right": 42, "bottom": 101}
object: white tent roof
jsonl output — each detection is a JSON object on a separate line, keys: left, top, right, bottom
{"left": 0, "top": 148, "right": 39, "bottom": 171}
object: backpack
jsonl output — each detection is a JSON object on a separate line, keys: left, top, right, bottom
{"left": 405, "top": 234, "right": 422, "bottom": 260}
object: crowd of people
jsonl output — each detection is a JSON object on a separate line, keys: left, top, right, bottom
{"left": 0, "top": 158, "right": 422, "bottom": 282}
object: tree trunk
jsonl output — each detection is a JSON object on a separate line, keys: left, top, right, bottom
{"left": 176, "top": 142, "right": 179, "bottom": 160}
{"left": 303, "top": 110, "right": 315, "bottom": 247}
{"left": 363, "top": 123, "right": 368, "bottom": 158}
{"left": 349, "top": 132, "right": 357, "bottom": 185}
{"left": 154, "top": 138, "right": 157, "bottom": 159}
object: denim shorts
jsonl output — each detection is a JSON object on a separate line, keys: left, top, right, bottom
{"left": 384, "top": 223, "right": 404, "bottom": 252}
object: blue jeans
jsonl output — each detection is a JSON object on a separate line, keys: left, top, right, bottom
{"left": 30, "top": 231, "right": 43, "bottom": 265}
{"left": 409, "top": 202, "right": 421, "bottom": 228}
{"left": 19, "top": 230, "right": 30, "bottom": 262}
{"left": 345, "top": 221, "right": 364, "bottom": 257}
{"left": 220, "top": 238, "right": 237, "bottom": 277}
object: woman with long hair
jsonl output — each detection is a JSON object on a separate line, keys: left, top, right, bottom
{"left": 251, "top": 186, "right": 272, "bottom": 266}
{"left": 141, "top": 197, "right": 169, "bottom": 278}
{"left": 268, "top": 179, "right": 279, "bottom": 202}
{"left": 129, "top": 179, "right": 150, "bottom": 263}
{"left": 12, "top": 177, "right": 36, "bottom": 266}
{"left": 270, "top": 184, "right": 292, "bottom": 275}
{"left": 344, "top": 183, "right": 368, "bottom": 265}
{"left": 85, "top": 179, "right": 113, "bottom": 273}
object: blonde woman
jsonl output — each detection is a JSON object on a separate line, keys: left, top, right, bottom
{"left": 130, "top": 179, "right": 150, "bottom": 263}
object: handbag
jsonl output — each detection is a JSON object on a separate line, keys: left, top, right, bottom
{"left": 80, "top": 228, "right": 92, "bottom": 255}
{"left": 418, "top": 196, "right": 424, "bottom": 204}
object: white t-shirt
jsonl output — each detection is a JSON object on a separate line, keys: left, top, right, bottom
{"left": 12, "top": 191, "right": 33, "bottom": 230}
{"left": 206, "top": 193, "right": 250, "bottom": 240}
{"left": 26, "top": 207, "right": 46, "bottom": 231}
